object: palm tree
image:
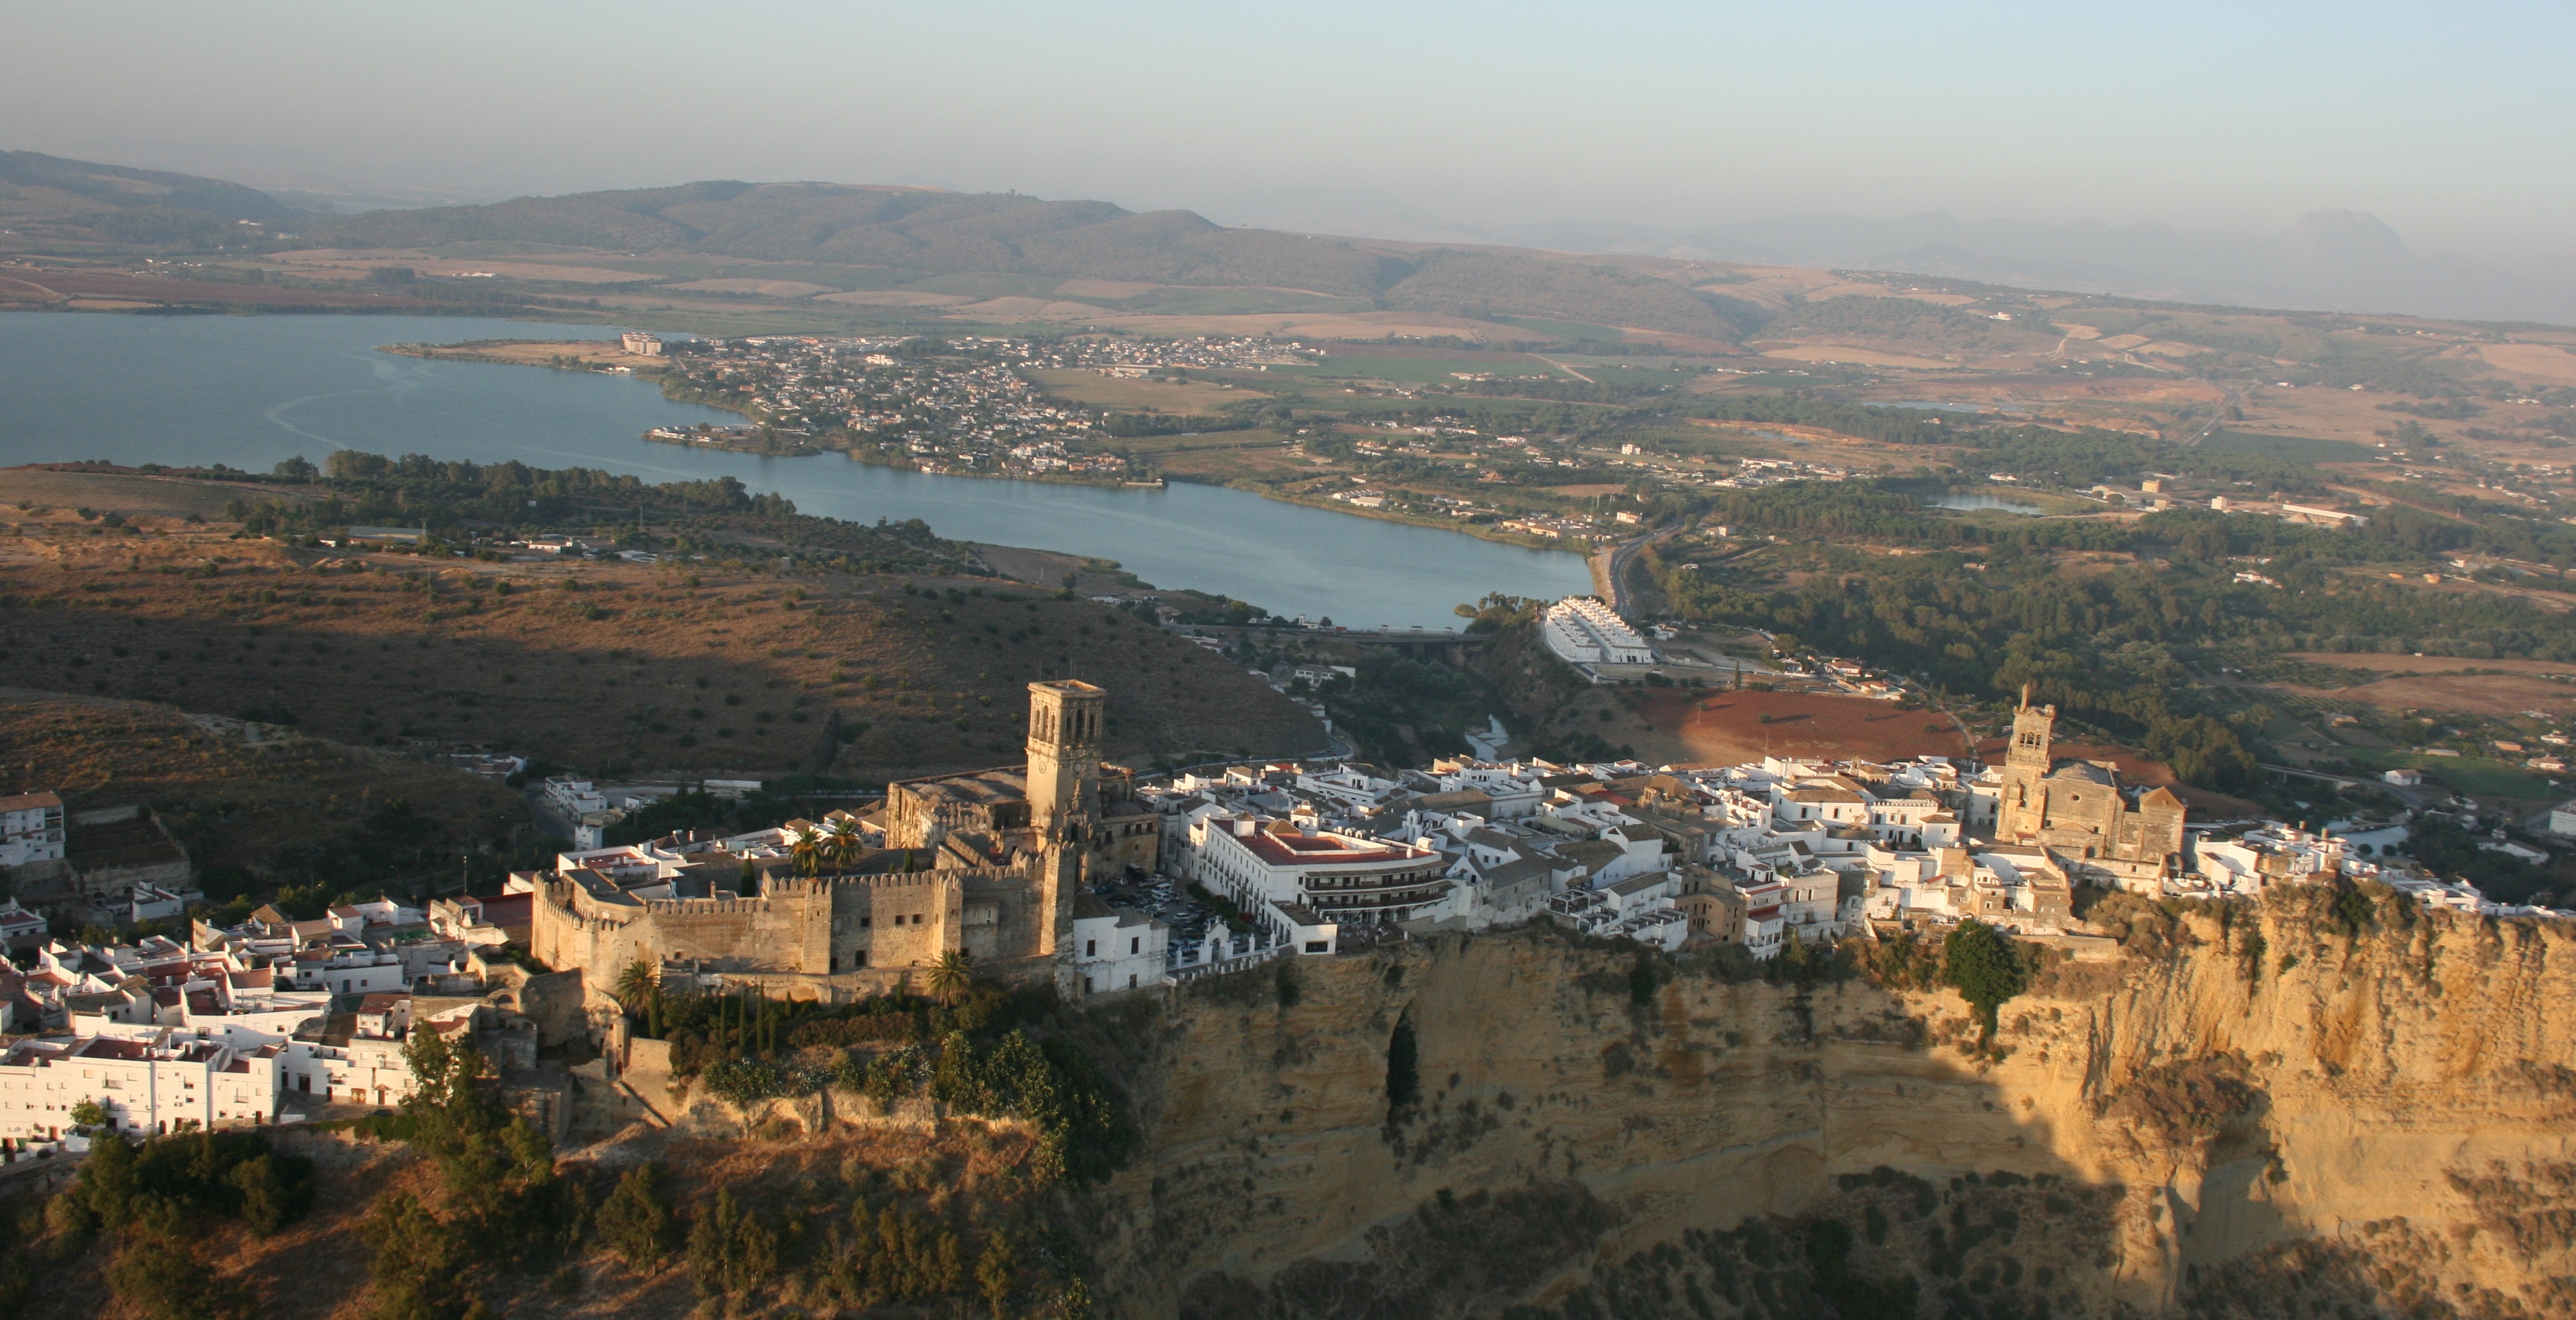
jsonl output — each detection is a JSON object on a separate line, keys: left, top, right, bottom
{"left": 789, "top": 825, "right": 822, "bottom": 877}
{"left": 821, "top": 817, "right": 861, "bottom": 874}
{"left": 926, "top": 950, "right": 975, "bottom": 1005}
{"left": 614, "top": 959, "right": 657, "bottom": 1012}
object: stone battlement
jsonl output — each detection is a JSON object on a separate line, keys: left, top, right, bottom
{"left": 534, "top": 680, "right": 1097, "bottom": 1001}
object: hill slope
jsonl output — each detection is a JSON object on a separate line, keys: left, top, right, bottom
{"left": 308, "top": 181, "right": 1401, "bottom": 295}
{"left": 0, "top": 149, "right": 304, "bottom": 248}
{"left": 296, "top": 177, "right": 1755, "bottom": 336}
{"left": 0, "top": 465, "right": 1322, "bottom": 783}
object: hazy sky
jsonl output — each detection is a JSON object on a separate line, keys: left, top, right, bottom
{"left": 13, "top": 1, "right": 2575, "bottom": 255}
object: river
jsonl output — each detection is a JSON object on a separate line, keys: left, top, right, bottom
{"left": 0, "top": 313, "right": 1591, "bottom": 627}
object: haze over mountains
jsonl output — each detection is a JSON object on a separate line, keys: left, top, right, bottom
{"left": 1214, "top": 187, "right": 2576, "bottom": 327}
{"left": 9, "top": 146, "right": 2576, "bottom": 328}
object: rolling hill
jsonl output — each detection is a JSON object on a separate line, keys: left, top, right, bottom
{"left": 294, "top": 177, "right": 1756, "bottom": 336}
{"left": 0, "top": 149, "right": 307, "bottom": 248}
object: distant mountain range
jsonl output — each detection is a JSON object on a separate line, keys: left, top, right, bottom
{"left": 8, "top": 146, "right": 2573, "bottom": 330}
{"left": 1213, "top": 188, "right": 2576, "bottom": 327}
{"left": 293, "top": 179, "right": 1752, "bottom": 338}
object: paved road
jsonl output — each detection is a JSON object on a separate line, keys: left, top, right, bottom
{"left": 2262, "top": 761, "right": 2431, "bottom": 809}
{"left": 2180, "top": 384, "right": 2242, "bottom": 446}
{"left": 1603, "top": 526, "right": 1678, "bottom": 617}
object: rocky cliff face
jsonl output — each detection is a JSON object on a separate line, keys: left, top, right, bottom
{"left": 1078, "top": 890, "right": 2576, "bottom": 1318}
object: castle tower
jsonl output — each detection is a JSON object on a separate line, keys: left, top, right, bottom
{"left": 2000, "top": 685, "right": 2056, "bottom": 839}
{"left": 1026, "top": 680, "right": 1104, "bottom": 972}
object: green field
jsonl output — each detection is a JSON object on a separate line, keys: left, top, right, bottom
{"left": 1557, "top": 361, "right": 1707, "bottom": 388}
{"left": 898, "top": 271, "right": 1066, "bottom": 298}
{"left": 2363, "top": 751, "right": 2557, "bottom": 799}
{"left": 1270, "top": 354, "right": 1573, "bottom": 386}
{"left": 1494, "top": 315, "right": 1631, "bottom": 343}
{"left": 2202, "top": 430, "right": 2378, "bottom": 464}
{"left": 600, "top": 259, "right": 917, "bottom": 291}
{"left": 1110, "top": 287, "right": 1373, "bottom": 316}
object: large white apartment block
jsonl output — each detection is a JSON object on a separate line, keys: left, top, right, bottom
{"left": 0, "top": 791, "right": 67, "bottom": 869}
{"left": 1541, "top": 597, "right": 1655, "bottom": 665}
{"left": 0, "top": 1004, "right": 468, "bottom": 1140}
{"left": 0, "top": 1030, "right": 281, "bottom": 1140}
{"left": 1191, "top": 815, "right": 1451, "bottom": 932}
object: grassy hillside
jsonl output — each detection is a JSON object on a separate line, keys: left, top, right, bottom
{"left": 0, "top": 688, "right": 528, "bottom": 904}
{"left": 0, "top": 150, "right": 303, "bottom": 250}
{"left": 1381, "top": 249, "right": 1740, "bottom": 338}
{"left": 0, "top": 465, "right": 1322, "bottom": 785}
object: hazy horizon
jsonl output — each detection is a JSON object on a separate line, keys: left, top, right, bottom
{"left": 13, "top": 3, "right": 2572, "bottom": 248}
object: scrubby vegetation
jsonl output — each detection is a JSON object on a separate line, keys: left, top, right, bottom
{"left": 622, "top": 967, "right": 1132, "bottom": 1187}
{"left": 0, "top": 465, "right": 1321, "bottom": 784}
{"left": 0, "top": 1127, "right": 316, "bottom": 1319}
{"left": 0, "top": 993, "right": 1125, "bottom": 1319}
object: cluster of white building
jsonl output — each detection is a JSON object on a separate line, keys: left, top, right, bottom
{"left": 0, "top": 924, "right": 505, "bottom": 1143}
{"left": 540, "top": 775, "right": 764, "bottom": 849}
{"left": 1080, "top": 733, "right": 2553, "bottom": 995}
{"left": 0, "top": 882, "right": 574, "bottom": 1147}
{"left": 1541, "top": 596, "right": 1657, "bottom": 665}
{"left": 1120, "top": 755, "right": 1994, "bottom": 974}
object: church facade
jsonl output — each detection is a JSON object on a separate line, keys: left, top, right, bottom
{"left": 1996, "top": 693, "right": 2187, "bottom": 888}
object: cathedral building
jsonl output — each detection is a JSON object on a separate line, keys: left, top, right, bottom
{"left": 1996, "top": 691, "right": 2187, "bottom": 888}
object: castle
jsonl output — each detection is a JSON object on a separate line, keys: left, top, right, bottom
{"left": 531, "top": 680, "right": 1123, "bottom": 1001}
{"left": 1996, "top": 690, "right": 2186, "bottom": 886}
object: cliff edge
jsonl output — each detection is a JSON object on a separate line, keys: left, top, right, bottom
{"left": 1079, "top": 887, "right": 2576, "bottom": 1318}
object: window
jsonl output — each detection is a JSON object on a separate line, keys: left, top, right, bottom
{"left": 1129, "top": 937, "right": 1140, "bottom": 955}
{"left": 1085, "top": 940, "right": 1097, "bottom": 957}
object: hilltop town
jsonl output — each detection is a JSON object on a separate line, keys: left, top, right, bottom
{"left": 7, "top": 656, "right": 2539, "bottom": 1160}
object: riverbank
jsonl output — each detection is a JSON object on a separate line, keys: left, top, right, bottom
{"left": 384, "top": 339, "right": 771, "bottom": 427}
{"left": 1167, "top": 471, "right": 1603, "bottom": 555}
{"left": 386, "top": 337, "right": 1596, "bottom": 555}
{"left": 381, "top": 338, "right": 664, "bottom": 372}
{"left": 840, "top": 454, "right": 1164, "bottom": 495}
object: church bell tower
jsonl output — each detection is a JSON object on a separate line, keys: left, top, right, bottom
{"left": 1025, "top": 680, "right": 1104, "bottom": 970}
{"left": 2000, "top": 684, "right": 2055, "bottom": 839}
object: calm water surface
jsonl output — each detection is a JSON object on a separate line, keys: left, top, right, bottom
{"left": 1927, "top": 493, "right": 2046, "bottom": 515}
{"left": 0, "top": 314, "right": 1590, "bottom": 626}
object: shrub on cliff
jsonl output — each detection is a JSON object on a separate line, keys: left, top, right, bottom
{"left": 55, "top": 1128, "right": 314, "bottom": 1238}
{"left": 2081, "top": 889, "right": 2196, "bottom": 960}
{"left": 927, "top": 1029, "right": 1131, "bottom": 1184}
{"left": 701, "top": 1057, "right": 797, "bottom": 1106}
{"left": 595, "top": 1162, "right": 679, "bottom": 1270}
{"left": 1942, "top": 920, "right": 2028, "bottom": 1041}
{"left": 2105, "top": 1054, "right": 2261, "bottom": 1154}
{"left": 108, "top": 1230, "right": 260, "bottom": 1320}
{"left": 687, "top": 1190, "right": 782, "bottom": 1299}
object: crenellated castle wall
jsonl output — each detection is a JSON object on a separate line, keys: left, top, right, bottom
{"left": 532, "top": 858, "right": 1050, "bottom": 995}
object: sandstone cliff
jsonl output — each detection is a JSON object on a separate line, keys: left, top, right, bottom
{"left": 1076, "top": 888, "right": 2576, "bottom": 1318}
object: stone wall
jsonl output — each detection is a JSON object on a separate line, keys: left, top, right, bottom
{"left": 532, "top": 860, "right": 1060, "bottom": 1020}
